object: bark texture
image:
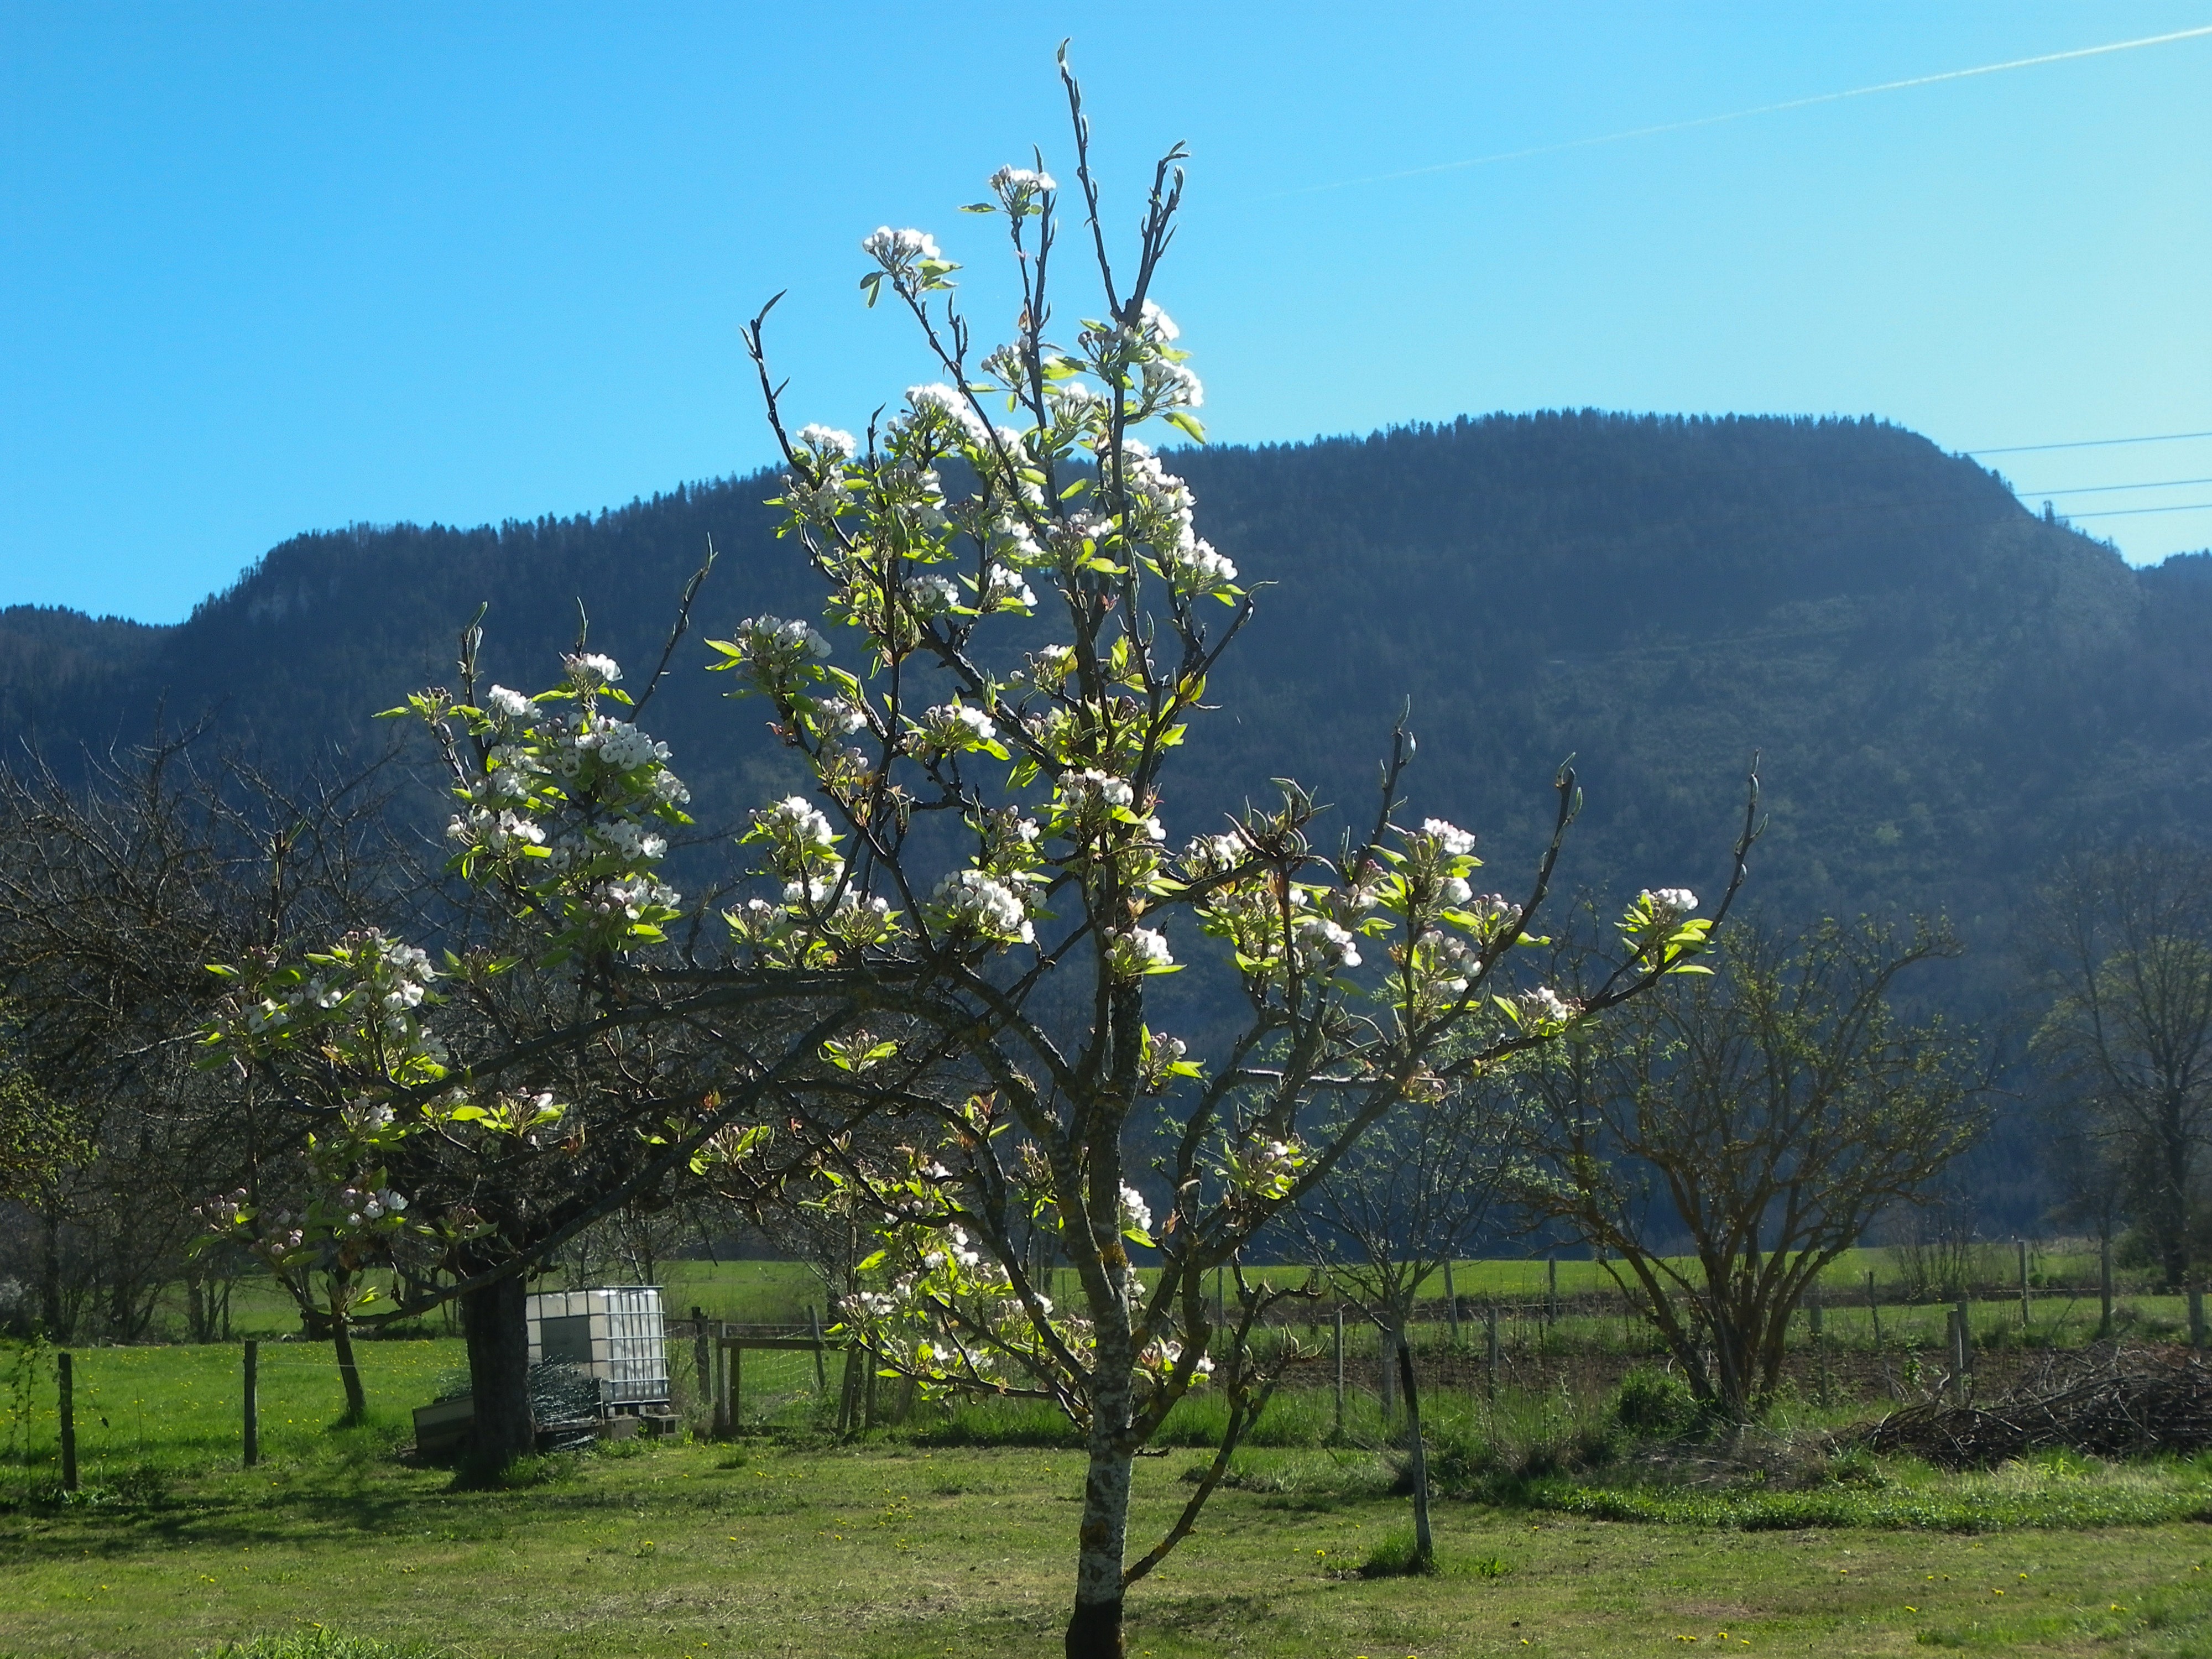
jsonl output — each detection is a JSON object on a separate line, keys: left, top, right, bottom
{"left": 462, "top": 1274, "right": 534, "bottom": 1468}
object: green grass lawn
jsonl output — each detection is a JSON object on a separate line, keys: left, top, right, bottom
{"left": 11, "top": 1340, "right": 2212, "bottom": 1656}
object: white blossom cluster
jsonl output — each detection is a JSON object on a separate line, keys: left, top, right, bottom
{"left": 1641, "top": 887, "right": 1699, "bottom": 924}
{"left": 1106, "top": 925, "right": 1176, "bottom": 980}
{"left": 1515, "top": 985, "right": 1580, "bottom": 1028}
{"left": 724, "top": 614, "right": 833, "bottom": 690}
{"left": 930, "top": 868, "right": 1035, "bottom": 945}
{"left": 862, "top": 225, "right": 939, "bottom": 272}
{"left": 912, "top": 701, "right": 997, "bottom": 758}
{"left": 1291, "top": 914, "right": 1361, "bottom": 973}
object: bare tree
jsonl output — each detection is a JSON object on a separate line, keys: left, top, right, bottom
{"left": 0, "top": 736, "right": 411, "bottom": 1347}
{"left": 1295, "top": 1081, "right": 1511, "bottom": 1566}
{"left": 1510, "top": 918, "right": 1987, "bottom": 1419}
{"left": 2028, "top": 843, "right": 2212, "bottom": 1291}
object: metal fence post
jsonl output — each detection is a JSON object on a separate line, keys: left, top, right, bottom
{"left": 808, "top": 1305, "right": 827, "bottom": 1390}
{"left": 1484, "top": 1304, "right": 1499, "bottom": 1400}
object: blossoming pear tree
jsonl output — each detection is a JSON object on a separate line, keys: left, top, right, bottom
{"left": 204, "top": 636, "right": 869, "bottom": 1466}
{"left": 707, "top": 58, "right": 1755, "bottom": 1656}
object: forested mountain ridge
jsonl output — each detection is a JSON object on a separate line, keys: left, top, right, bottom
{"left": 6, "top": 411, "right": 2208, "bottom": 1005}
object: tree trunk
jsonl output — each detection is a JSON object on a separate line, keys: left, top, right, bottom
{"left": 462, "top": 1274, "right": 534, "bottom": 1470}
{"left": 1395, "top": 1336, "right": 1434, "bottom": 1568}
{"left": 1067, "top": 1330, "right": 1133, "bottom": 1658}
{"left": 330, "top": 1272, "right": 367, "bottom": 1424}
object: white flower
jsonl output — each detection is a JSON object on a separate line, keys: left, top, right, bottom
{"left": 1059, "top": 768, "right": 1135, "bottom": 815}
{"left": 564, "top": 651, "right": 622, "bottom": 689}
{"left": 977, "top": 565, "right": 1038, "bottom": 611}
{"left": 731, "top": 615, "right": 832, "bottom": 685}
{"left": 1516, "top": 985, "right": 1579, "bottom": 1026}
{"left": 1292, "top": 915, "right": 1361, "bottom": 971}
{"left": 905, "top": 383, "right": 992, "bottom": 447}
{"left": 815, "top": 696, "right": 870, "bottom": 738}
{"left": 989, "top": 163, "right": 1056, "bottom": 197}
{"left": 1118, "top": 1182, "right": 1154, "bottom": 1240}
{"left": 1140, "top": 300, "right": 1180, "bottom": 342}
{"left": 1159, "top": 536, "right": 1237, "bottom": 599}
{"left": 755, "top": 795, "right": 838, "bottom": 851}
{"left": 1421, "top": 818, "right": 1477, "bottom": 858}
{"left": 1641, "top": 887, "right": 1699, "bottom": 922}
{"left": 589, "top": 719, "right": 670, "bottom": 773}
{"left": 594, "top": 820, "right": 668, "bottom": 863}
{"left": 932, "top": 868, "right": 1033, "bottom": 944}
{"left": 914, "top": 702, "right": 997, "bottom": 757}
{"left": 1182, "top": 833, "right": 1249, "bottom": 877}
{"left": 796, "top": 423, "right": 857, "bottom": 461}
{"left": 1440, "top": 875, "right": 1473, "bottom": 907}
{"left": 484, "top": 685, "right": 533, "bottom": 722}
{"left": 1108, "top": 926, "right": 1176, "bottom": 979}
{"left": 907, "top": 573, "right": 961, "bottom": 616}
{"left": 862, "top": 226, "right": 939, "bottom": 268}
{"left": 1463, "top": 893, "right": 1521, "bottom": 942}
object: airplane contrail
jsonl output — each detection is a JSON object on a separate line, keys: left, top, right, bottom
{"left": 1264, "top": 23, "right": 2212, "bottom": 200}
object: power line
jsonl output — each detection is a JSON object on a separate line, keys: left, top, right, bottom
{"left": 2016, "top": 476, "right": 2212, "bottom": 497}
{"left": 1966, "top": 430, "right": 2212, "bottom": 456}
{"left": 2058, "top": 501, "right": 2212, "bottom": 520}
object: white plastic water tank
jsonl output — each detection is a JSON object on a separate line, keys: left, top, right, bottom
{"left": 525, "top": 1285, "right": 671, "bottom": 1408}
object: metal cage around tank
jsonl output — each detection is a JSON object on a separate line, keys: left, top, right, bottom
{"left": 525, "top": 1285, "right": 671, "bottom": 1410}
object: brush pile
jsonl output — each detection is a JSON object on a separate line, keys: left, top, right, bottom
{"left": 1856, "top": 1347, "right": 2212, "bottom": 1468}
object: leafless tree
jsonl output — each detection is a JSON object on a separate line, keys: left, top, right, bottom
{"left": 1510, "top": 918, "right": 1989, "bottom": 1418}
{"left": 2028, "top": 843, "right": 2212, "bottom": 1291}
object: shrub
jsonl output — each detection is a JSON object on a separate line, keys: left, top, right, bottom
{"left": 1614, "top": 1365, "right": 1703, "bottom": 1440}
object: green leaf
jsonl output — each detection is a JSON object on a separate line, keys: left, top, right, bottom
{"left": 1164, "top": 410, "right": 1207, "bottom": 444}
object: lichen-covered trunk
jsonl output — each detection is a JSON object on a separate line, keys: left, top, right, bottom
{"left": 462, "top": 1274, "right": 534, "bottom": 1470}
{"left": 1068, "top": 1323, "right": 1134, "bottom": 1658}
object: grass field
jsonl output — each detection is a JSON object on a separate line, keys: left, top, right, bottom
{"left": 151, "top": 1243, "right": 2144, "bottom": 1346}
{"left": 10, "top": 1337, "right": 2212, "bottom": 1656}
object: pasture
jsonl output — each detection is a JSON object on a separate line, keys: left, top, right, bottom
{"left": 8, "top": 1308, "right": 2212, "bottom": 1657}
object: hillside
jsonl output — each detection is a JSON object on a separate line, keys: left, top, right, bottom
{"left": 6, "top": 411, "right": 2209, "bottom": 1009}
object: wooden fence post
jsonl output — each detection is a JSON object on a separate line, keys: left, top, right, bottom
{"left": 58, "top": 1352, "right": 77, "bottom": 1494}
{"left": 1443, "top": 1260, "right": 1460, "bottom": 1344}
{"left": 712, "top": 1324, "right": 729, "bottom": 1438}
{"left": 691, "top": 1308, "right": 711, "bottom": 1423}
{"left": 1332, "top": 1306, "right": 1344, "bottom": 1439}
{"left": 1808, "top": 1296, "right": 1828, "bottom": 1406}
{"left": 835, "top": 1345, "right": 860, "bottom": 1434}
{"left": 2099, "top": 1238, "right": 2115, "bottom": 1339}
{"left": 1866, "top": 1270, "right": 1882, "bottom": 1352}
{"left": 1484, "top": 1304, "right": 1499, "bottom": 1400}
{"left": 2191, "top": 1286, "right": 2206, "bottom": 1352}
{"left": 2018, "top": 1239, "right": 2032, "bottom": 1326}
{"left": 242, "top": 1339, "right": 259, "bottom": 1469}
{"left": 809, "top": 1305, "right": 827, "bottom": 1390}
{"left": 1546, "top": 1254, "right": 1558, "bottom": 1323}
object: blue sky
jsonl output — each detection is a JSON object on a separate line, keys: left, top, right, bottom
{"left": 3, "top": 2, "right": 2209, "bottom": 624}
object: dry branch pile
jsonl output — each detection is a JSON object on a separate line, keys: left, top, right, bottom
{"left": 1855, "top": 1346, "right": 2212, "bottom": 1467}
